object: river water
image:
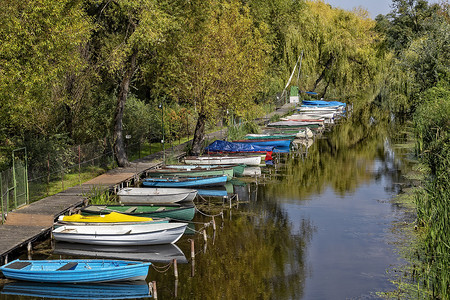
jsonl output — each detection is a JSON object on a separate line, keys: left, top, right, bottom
{"left": 0, "top": 121, "right": 414, "bottom": 300}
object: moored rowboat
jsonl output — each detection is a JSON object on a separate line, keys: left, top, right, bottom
{"left": 81, "top": 204, "right": 196, "bottom": 221}
{"left": 142, "top": 175, "right": 228, "bottom": 188}
{"left": 52, "top": 222, "right": 188, "bottom": 245}
{"left": 184, "top": 155, "right": 262, "bottom": 166}
{"left": 117, "top": 187, "right": 197, "bottom": 204}
{"left": 0, "top": 259, "right": 151, "bottom": 283}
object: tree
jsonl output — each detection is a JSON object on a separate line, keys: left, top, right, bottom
{"left": 157, "top": 0, "right": 271, "bottom": 155}
{"left": 0, "top": 0, "right": 92, "bottom": 139}
{"left": 85, "top": 0, "right": 173, "bottom": 166}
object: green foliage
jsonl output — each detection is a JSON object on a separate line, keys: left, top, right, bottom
{"left": 84, "top": 187, "right": 117, "bottom": 206}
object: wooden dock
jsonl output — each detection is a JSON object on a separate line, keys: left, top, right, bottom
{"left": 0, "top": 104, "right": 294, "bottom": 264}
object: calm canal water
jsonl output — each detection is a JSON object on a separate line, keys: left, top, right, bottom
{"left": 0, "top": 121, "right": 414, "bottom": 300}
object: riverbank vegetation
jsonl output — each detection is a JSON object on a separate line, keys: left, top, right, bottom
{"left": 375, "top": 0, "right": 450, "bottom": 298}
{"left": 1, "top": 0, "right": 449, "bottom": 297}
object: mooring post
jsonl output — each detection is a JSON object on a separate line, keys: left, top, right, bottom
{"left": 190, "top": 239, "right": 195, "bottom": 277}
{"left": 190, "top": 239, "right": 195, "bottom": 260}
{"left": 212, "top": 217, "right": 216, "bottom": 231}
{"left": 5, "top": 254, "right": 8, "bottom": 264}
{"left": 203, "top": 229, "right": 207, "bottom": 243}
{"left": 173, "top": 259, "right": 178, "bottom": 280}
{"left": 152, "top": 281, "right": 157, "bottom": 299}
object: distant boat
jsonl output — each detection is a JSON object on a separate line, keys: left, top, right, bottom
{"left": 205, "top": 140, "right": 274, "bottom": 153}
{"left": 142, "top": 175, "right": 228, "bottom": 188}
{"left": 52, "top": 222, "right": 187, "bottom": 245}
{"left": 164, "top": 164, "right": 246, "bottom": 177}
{"left": 245, "top": 134, "right": 296, "bottom": 140}
{"left": 184, "top": 155, "right": 262, "bottom": 166}
{"left": 0, "top": 259, "right": 151, "bottom": 283}
{"left": 117, "top": 187, "right": 197, "bottom": 204}
{"left": 1, "top": 281, "right": 150, "bottom": 299}
{"left": 146, "top": 166, "right": 234, "bottom": 180}
{"left": 267, "top": 121, "right": 323, "bottom": 128}
{"left": 54, "top": 242, "right": 188, "bottom": 264}
{"left": 81, "top": 204, "right": 196, "bottom": 221}
{"left": 232, "top": 139, "right": 292, "bottom": 148}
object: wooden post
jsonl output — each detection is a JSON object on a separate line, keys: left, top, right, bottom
{"left": 152, "top": 281, "right": 157, "bottom": 299}
{"left": 190, "top": 239, "right": 195, "bottom": 277}
{"left": 212, "top": 217, "right": 216, "bottom": 231}
{"left": 173, "top": 259, "right": 178, "bottom": 280}
{"left": 190, "top": 239, "right": 195, "bottom": 260}
{"left": 203, "top": 229, "right": 207, "bottom": 243}
{"left": 78, "top": 145, "right": 81, "bottom": 186}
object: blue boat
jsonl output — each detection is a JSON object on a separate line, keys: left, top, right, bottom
{"left": 302, "top": 100, "right": 346, "bottom": 107}
{"left": 1, "top": 281, "right": 150, "bottom": 299}
{"left": 205, "top": 140, "right": 274, "bottom": 153}
{"left": 142, "top": 175, "right": 228, "bottom": 187}
{"left": 232, "top": 139, "right": 292, "bottom": 148}
{"left": 0, "top": 259, "right": 151, "bottom": 283}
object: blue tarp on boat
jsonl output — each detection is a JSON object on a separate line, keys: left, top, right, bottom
{"left": 302, "top": 100, "right": 346, "bottom": 107}
{"left": 205, "top": 140, "right": 274, "bottom": 153}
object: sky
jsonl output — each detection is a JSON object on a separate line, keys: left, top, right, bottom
{"left": 324, "top": 0, "right": 393, "bottom": 18}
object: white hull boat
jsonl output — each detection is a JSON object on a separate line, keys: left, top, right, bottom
{"left": 117, "top": 187, "right": 197, "bottom": 204}
{"left": 52, "top": 222, "right": 188, "bottom": 246}
{"left": 184, "top": 155, "right": 261, "bottom": 166}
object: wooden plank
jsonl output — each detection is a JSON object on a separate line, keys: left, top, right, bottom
{"left": 0, "top": 226, "right": 51, "bottom": 257}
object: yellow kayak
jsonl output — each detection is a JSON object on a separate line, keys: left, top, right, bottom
{"left": 59, "top": 212, "right": 153, "bottom": 223}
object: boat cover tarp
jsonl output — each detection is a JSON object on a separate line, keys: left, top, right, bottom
{"left": 302, "top": 100, "right": 346, "bottom": 107}
{"left": 205, "top": 140, "right": 274, "bottom": 153}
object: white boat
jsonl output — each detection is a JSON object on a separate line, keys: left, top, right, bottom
{"left": 117, "top": 187, "right": 197, "bottom": 204}
{"left": 184, "top": 155, "right": 261, "bottom": 166}
{"left": 52, "top": 222, "right": 188, "bottom": 246}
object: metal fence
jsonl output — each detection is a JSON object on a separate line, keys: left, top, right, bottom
{"left": 0, "top": 138, "right": 155, "bottom": 224}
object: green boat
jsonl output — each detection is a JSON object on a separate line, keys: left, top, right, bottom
{"left": 244, "top": 134, "right": 296, "bottom": 140}
{"left": 80, "top": 204, "right": 196, "bottom": 221}
{"left": 146, "top": 166, "right": 234, "bottom": 180}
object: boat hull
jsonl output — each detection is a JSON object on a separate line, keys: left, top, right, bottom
{"left": 52, "top": 222, "right": 187, "bottom": 245}
{"left": 146, "top": 167, "right": 234, "bottom": 180}
{"left": 81, "top": 204, "right": 196, "bottom": 221}
{"left": 117, "top": 187, "right": 197, "bottom": 204}
{"left": 184, "top": 156, "right": 262, "bottom": 166}
{"left": 0, "top": 259, "right": 150, "bottom": 283}
{"left": 142, "top": 175, "right": 227, "bottom": 188}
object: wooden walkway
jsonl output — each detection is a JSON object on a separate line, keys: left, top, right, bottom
{"left": 0, "top": 104, "right": 294, "bottom": 264}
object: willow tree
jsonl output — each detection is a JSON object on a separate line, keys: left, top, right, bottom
{"left": 160, "top": 0, "right": 271, "bottom": 155}
{"left": 0, "top": 0, "right": 92, "bottom": 146}
{"left": 86, "top": 0, "right": 172, "bottom": 166}
{"left": 281, "top": 1, "right": 384, "bottom": 100}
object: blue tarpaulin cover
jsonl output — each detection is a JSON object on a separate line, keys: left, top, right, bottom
{"left": 302, "top": 100, "right": 346, "bottom": 107}
{"left": 205, "top": 140, "right": 274, "bottom": 153}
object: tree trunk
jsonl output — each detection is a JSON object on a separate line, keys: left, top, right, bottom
{"left": 113, "top": 50, "right": 137, "bottom": 167}
{"left": 313, "top": 55, "right": 334, "bottom": 92}
{"left": 191, "top": 113, "right": 207, "bottom": 156}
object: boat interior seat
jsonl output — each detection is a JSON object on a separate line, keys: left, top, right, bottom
{"left": 156, "top": 207, "right": 166, "bottom": 211}
{"left": 57, "top": 262, "right": 78, "bottom": 271}
{"left": 125, "top": 207, "right": 138, "bottom": 213}
{"left": 4, "top": 261, "right": 31, "bottom": 269}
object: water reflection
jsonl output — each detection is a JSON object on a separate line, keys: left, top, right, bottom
{"left": 53, "top": 242, "right": 187, "bottom": 264}
{"left": 0, "top": 113, "right": 412, "bottom": 299}
{"left": 1, "top": 281, "right": 151, "bottom": 299}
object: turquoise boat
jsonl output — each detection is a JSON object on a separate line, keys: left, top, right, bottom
{"left": 146, "top": 166, "right": 234, "bottom": 180}
{"left": 142, "top": 175, "right": 228, "bottom": 187}
{"left": 164, "top": 164, "right": 246, "bottom": 178}
{"left": 81, "top": 204, "right": 196, "bottom": 221}
{"left": 0, "top": 259, "right": 151, "bottom": 283}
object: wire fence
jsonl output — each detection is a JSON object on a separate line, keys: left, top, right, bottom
{"left": 0, "top": 138, "right": 151, "bottom": 224}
